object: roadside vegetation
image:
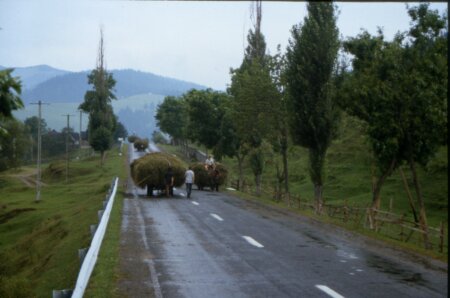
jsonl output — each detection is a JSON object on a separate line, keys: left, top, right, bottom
{"left": 0, "top": 146, "right": 126, "bottom": 297}
{"left": 155, "top": 2, "right": 447, "bottom": 255}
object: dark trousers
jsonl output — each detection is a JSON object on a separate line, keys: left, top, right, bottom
{"left": 186, "top": 183, "right": 192, "bottom": 198}
{"left": 165, "top": 184, "right": 173, "bottom": 197}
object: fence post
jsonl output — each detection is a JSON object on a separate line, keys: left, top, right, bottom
{"left": 344, "top": 200, "right": 349, "bottom": 223}
{"left": 439, "top": 221, "right": 444, "bottom": 253}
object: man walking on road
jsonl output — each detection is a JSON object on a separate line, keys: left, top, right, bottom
{"left": 185, "top": 166, "right": 195, "bottom": 198}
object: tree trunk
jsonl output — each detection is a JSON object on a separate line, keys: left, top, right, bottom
{"left": 100, "top": 151, "right": 105, "bottom": 166}
{"left": 146, "top": 184, "right": 153, "bottom": 197}
{"left": 399, "top": 167, "right": 419, "bottom": 224}
{"left": 255, "top": 173, "right": 262, "bottom": 196}
{"left": 408, "top": 158, "right": 431, "bottom": 249}
{"left": 281, "top": 131, "right": 290, "bottom": 206}
{"left": 368, "top": 158, "right": 396, "bottom": 229}
{"left": 314, "top": 184, "right": 323, "bottom": 214}
{"left": 236, "top": 153, "right": 244, "bottom": 191}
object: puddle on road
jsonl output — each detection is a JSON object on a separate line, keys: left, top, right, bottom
{"left": 365, "top": 253, "right": 427, "bottom": 286}
{"left": 303, "top": 231, "right": 338, "bottom": 250}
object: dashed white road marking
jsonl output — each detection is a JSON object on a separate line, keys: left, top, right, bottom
{"left": 191, "top": 201, "right": 199, "bottom": 206}
{"left": 179, "top": 193, "right": 185, "bottom": 197}
{"left": 210, "top": 213, "right": 224, "bottom": 221}
{"left": 315, "top": 285, "right": 345, "bottom": 298}
{"left": 356, "top": 269, "right": 363, "bottom": 272}
{"left": 242, "top": 236, "right": 264, "bottom": 248}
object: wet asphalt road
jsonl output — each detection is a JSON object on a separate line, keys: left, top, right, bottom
{"left": 121, "top": 146, "right": 448, "bottom": 298}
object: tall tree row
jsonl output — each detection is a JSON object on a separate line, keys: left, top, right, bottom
{"left": 339, "top": 3, "right": 447, "bottom": 245}
{"left": 229, "top": 0, "right": 281, "bottom": 195}
{"left": 154, "top": 3, "right": 446, "bottom": 249}
{"left": 285, "top": 2, "right": 340, "bottom": 213}
{"left": 79, "top": 28, "right": 118, "bottom": 165}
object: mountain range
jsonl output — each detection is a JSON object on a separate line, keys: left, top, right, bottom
{"left": 1, "top": 65, "right": 208, "bottom": 103}
{"left": 5, "top": 65, "right": 208, "bottom": 138}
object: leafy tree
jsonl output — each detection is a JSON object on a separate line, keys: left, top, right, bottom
{"left": 339, "top": 4, "right": 447, "bottom": 246}
{"left": 79, "top": 28, "right": 117, "bottom": 165}
{"left": 155, "top": 96, "right": 188, "bottom": 145}
{"left": 113, "top": 121, "right": 128, "bottom": 141}
{"left": 268, "top": 46, "right": 291, "bottom": 202}
{"left": 24, "top": 116, "right": 48, "bottom": 162}
{"left": 285, "top": 1, "right": 340, "bottom": 212}
{"left": 152, "top": 130, "right": 168, "bottom": 145}
{"left": 184, "top": 89, "right": 231, "bottom": 153}
{"left": 0, "top": 69, "right": 23, "bottom": 135}
{"left": 41, "top": 130, "right": 66, "bottom": 158}
{"left": 24, "top": 116, "right": 48, "bottom": 140}
{"left": 0, "top": 119, "right": 30, "bottom": 171}
{"left": 228, "top": 1, "right": 279, "bottom": 195}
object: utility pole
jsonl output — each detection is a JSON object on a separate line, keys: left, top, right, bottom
{"left": 79, "top": 110, "right": 83, "bottom": 149}
{"left": 63, "top": 114, "right": 75, "bottom": 183}
{"left": 30, "top": 100, "right": 49, "bottom": 202}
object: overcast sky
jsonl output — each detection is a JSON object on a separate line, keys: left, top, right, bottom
{"left": 0, "top": 1, "right": 447, "bottom": 90}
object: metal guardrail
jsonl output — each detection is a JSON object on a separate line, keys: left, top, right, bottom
{"left": 52, "top": 177, "right": 119, "bottom": 298}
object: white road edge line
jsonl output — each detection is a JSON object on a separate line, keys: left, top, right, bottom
{"left": 242, "top": 236, "right": 264, "bottom": 248}
{"left": 315, "top": 285, "right": 345, "bottom": 298}
{"left": 179, "top": 193, "right": 185, "bottom": 197}
{"left": 192, "top": 201, "right": 199, "bottom": 205}
{"left": 210, "top": 213, "right": 224, "bottom": 221}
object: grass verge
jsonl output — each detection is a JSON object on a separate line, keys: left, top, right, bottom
{"left": 0, "top": 145, "right": 125, "bottom": 297}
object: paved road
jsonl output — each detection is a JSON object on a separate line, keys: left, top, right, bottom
{"left": 118, "top": 145, "right": 447, "bottom": 298}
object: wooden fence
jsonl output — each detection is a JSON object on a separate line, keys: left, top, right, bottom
{"left": 230, "top": 179, "right": 447, "bottom": 254}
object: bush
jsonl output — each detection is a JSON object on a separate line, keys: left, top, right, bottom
{"left": 190, "top": 162, "right": 228, "bottom": 190}
{"left": 42, "top": 161, "right": 65, "bottom": 181}
{"left": 130, "top": 152, "right": 185, "bottom": 190}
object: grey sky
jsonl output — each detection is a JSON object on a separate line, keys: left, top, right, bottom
{"left": 0, "top": 1, "right": 447, "bottom": 91}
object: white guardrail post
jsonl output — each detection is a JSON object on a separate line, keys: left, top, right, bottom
{"left": 68, "top": 176, "right": 119, "bottom": 298}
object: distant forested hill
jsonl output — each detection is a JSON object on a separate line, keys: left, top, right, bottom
{"left": 18, "top": 68, "right": 208, "bottom": 103}
{"left": 1, "top": 65, "right": 69, "bottom": 90}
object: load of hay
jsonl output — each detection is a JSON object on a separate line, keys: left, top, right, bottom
{"left": 133, "top": 138, "right": 149, "bottom": 151}
{"left": 127, "top": 135, "right": 139, "bottom": 143}
{"left": 130, "top": 152, "right": 185, "bottom": 195}
{"left": 190, "top": 162, "right": 228, "bottom": 190}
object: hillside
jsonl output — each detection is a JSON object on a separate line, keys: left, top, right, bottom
{"left": 0, "top": 65, "right": 69, "bottom": 90}
{"left": 13, "top": 93, "right": 165, "bottom": 139}
{"left": 19, "top": 68, "right": 208, "bottom": 104}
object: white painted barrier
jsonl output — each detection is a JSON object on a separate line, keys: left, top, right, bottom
{"left": 71, "top": 177, "right": 119, "bottom": 298}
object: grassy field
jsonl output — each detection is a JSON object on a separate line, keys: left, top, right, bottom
{"left": 0, "top": 144, "right": 126, "bottom": 297}
{"left": 160, "top": 114, "right": 448, "bottom": 260}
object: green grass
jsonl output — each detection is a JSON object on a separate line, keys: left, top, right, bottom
{"left": 0, "top": 144, "right": 126, "bottom": 297}
{"left": 83, "top": 145, "right": 128, "bottom": 298}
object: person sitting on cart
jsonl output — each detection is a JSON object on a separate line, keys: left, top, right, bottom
{"left": 205, "top": 155, "right": 215, "bottom": 170}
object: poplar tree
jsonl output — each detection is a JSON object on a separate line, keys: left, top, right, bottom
{"left": 79, "top": 28, "right": 117, "bottom": 165}
{"left": 229, "top": 0, "right": 279, "bottom": 195}
{"left": 285, "top": 2, "right": 340, "bottom": 213}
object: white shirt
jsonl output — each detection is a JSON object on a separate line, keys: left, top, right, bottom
{"left": 205, "top": 157, "right": 215, "bottom": 165}
{"left": 185, "top": 169, "right": 195, "bottom": 184}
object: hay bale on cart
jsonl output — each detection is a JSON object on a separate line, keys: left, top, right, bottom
{"left": 130, "top": 152, "right": 185, "bottom": 196}
{"left": 190, "top": 162, "right": 228, "bottom": 191}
